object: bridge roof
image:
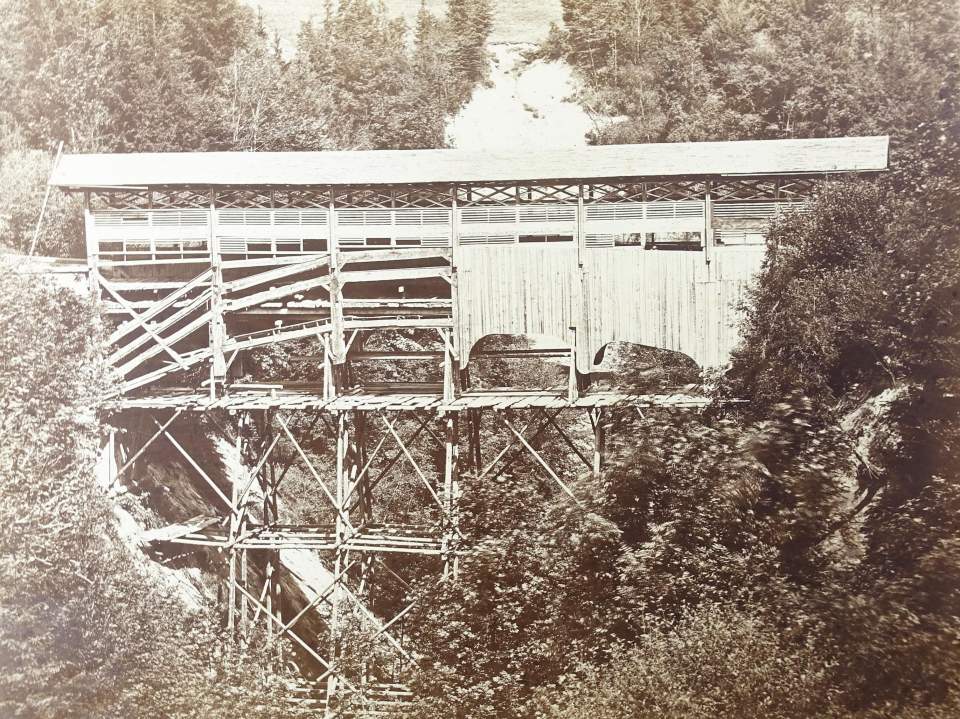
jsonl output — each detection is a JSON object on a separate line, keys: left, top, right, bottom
{"left": 50, "top": 136, "right": 888, "bottom": 189}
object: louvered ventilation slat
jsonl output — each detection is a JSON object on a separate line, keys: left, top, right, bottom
{"left": 272, "top": 212, "right": 300, "bottom": 226}
{"left": 364, "top": 210, "right": 391, "bottom": 224}
{"left": 95, "top": 209, "right": 212, "bottom": 227}
{"left": 394, "top": 210, "right": 423, "bottom": 226}
{"left": 273, "top": 209, "right": 329, "bottom": 226}
{"left": 217, "top": 209, "right": 245, "bottom": 225}
{"left": 586, "top": 201, "right": 705, "bottom": 221}
{"left": 517, "top": 205, "right": 577, "bottom": 223}
{"left": 713, "top": 201, "right": 808, "bottom": 219}
{"left": 645, "top": 203, "right": 674, "bottom": 219}
{"left": 460, "top": 207, "right": 517, "bottom": 223}
{"left": 218, "top": 209, "right": 270, "bottom": 225}
{"left": 421, "top": 209, "right": 451, "bottom": 225}
{"left": 673, "top": 201, "right": 704, "bottom": 218}
{"left": 713, "top": 202, "right": 779, "bottom": 219}
{"left": 301, "top": 209, "right": 328, "bottom": 224}
{"left": 335, "top": 209, "right": 393, "bottom": 226}
{"left": 460, "top": 234, "right": 516, "bottom": 245}
{"left": 585, "top": 234, "right": 615, "bottom": 248}
{"left": 219, "top": 238, "right": 246, "bottom": 252}
{"left": 94, "top": 212, "right": 146, "bottom": 226}
{"left": 585, "top": 205, "right": 618, "bottom": 221}
{"left": 336, "top": 210, "right": 366, "bottom": 226}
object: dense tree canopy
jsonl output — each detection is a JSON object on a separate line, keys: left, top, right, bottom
{"left": 0, "top": 0, "right": 490, "bottom": 256}
{"left": 0, "top": 269, "right": 306, "bottom": 718}
{"left": 544, "top": 0, "right": 959, "bottom": 147}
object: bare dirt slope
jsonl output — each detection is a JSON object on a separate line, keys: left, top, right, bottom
{"left": 446, "top": 43, "right": 600, "bottom": 150}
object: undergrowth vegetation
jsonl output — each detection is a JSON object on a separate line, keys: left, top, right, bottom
{"left": 0, "top": 270, "right": 303, "bottom": 718}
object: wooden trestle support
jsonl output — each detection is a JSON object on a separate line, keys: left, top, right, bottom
{"left": 82, "top": 178, "right": 763, "bottom": 714}
{"left": 109, "top": 391, "right": 709, "bottom": 715}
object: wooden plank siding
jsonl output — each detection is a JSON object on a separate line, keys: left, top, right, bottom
{"left": 582, "top": 244, "right": 764, "bottom": 369}
{"left": 456, "top": 243, "right": 764, "bottom": 371}
{"left": 456, "top": 244, "right": 580, "bottom": 355}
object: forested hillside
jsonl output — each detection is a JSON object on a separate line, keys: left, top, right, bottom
{"left": 1, "top": 1, "right": 959, "bottom": 718}
{"left": 0, "top": 0, "right": 493, "bottom": 256}
{"left": 542, "top": 0, "right": 956, "bottom": 146}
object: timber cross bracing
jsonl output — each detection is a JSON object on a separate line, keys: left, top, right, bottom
{"left": 57, "top": 137, "right": 887, "bottom": 713}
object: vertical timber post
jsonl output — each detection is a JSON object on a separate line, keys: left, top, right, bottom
{"left": 590, "top": 408, "right": 605, "bottom": 482}
{"left": 327, "top": 410, "right": 350, "bottom": 711}
{"left": 209, "top": 190, "right": 226, "bottom": 399}
{"left": 328, "top": 192, "right": 346, "bottom": 391}
{"left": 442, "top": 329, "right": 455, "bottom": 402}
{"left": 703, "top": 180, "right": 715, "bottom": 268}
{"left": 83, "top": 191, "right": 100, "bottom": 296}
{"left": 442, "top": 412, "right": 460, "bottom": 579}
{"left": 467, "top": 408, "right": 482, "bottom": 472}
{"left": 576, "top": 182, "right": 591, "bottom": 394}
{"left": 322, "top": 335, "right": 335, "bottom": 401}
{"left": 355, "top": 411, "right": 374, "bottom": 595}
{"left": 259, "top": 410, "right": 277, "bottom": 644}
{"left": 567, "top": 327, "right": 579, "bottom": 403}
{"left": 227, "top": 416, "right": 238, "bottom": 635}
{"left": 449, "top": 185, "right": 462, "bottom": 395}
{"left": 269, "top": 411, "right": 282, "bottom": 654}
{"left": 576, "top": 181, "right": 586, "bottom": 268}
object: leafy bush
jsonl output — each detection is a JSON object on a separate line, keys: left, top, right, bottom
{"left": 728, "top": 181, "right": 960, "bottom": 410}
{"left": 535, "top": 605, "right": 839, "bottom": 719}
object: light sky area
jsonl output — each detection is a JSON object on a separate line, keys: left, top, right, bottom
{"left": 244, "top": 0, "right": 564, "bottom": 49}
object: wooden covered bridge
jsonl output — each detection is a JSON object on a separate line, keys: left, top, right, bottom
{"left": 51, "top": 136, "right": 888, "bottom": 713}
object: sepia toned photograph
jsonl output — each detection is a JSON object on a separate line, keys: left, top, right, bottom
{"left": 1, "top": 1, "right": 957, "bottom": 717}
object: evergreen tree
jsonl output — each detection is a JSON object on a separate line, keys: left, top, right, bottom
{"left": 446, "top": 0, "right": 493, "bottom": 83}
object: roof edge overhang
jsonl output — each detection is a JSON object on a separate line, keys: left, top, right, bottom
{"left": 49, "top": 136, "right": 890, "bottom": 191}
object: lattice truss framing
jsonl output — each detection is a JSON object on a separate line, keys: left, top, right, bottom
{"left": 106, "top": 398, "right": 631, "bottom": 713}
{"left": 712, "top": 177, "right": 817, "bottom": 201}
{"left": 87, "top": 178, "right": 821, "bottom": 212}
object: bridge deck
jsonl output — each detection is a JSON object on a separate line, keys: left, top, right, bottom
{"left": 107, "top": 386, "right": 714, "bottom": 412}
